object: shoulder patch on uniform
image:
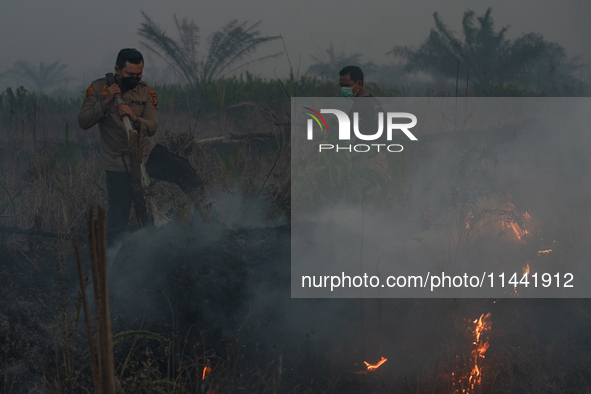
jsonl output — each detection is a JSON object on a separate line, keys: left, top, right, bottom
{"left": 85, "top": 86, "right": 93, "bottom": 99}
{"left": 149, "top": 89, "right": 158, "bottom": 108}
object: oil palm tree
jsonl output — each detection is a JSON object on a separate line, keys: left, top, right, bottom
{"left": 306, "top": 43, "right": 368, "bottom": 81}
{"left": 390, "top": 7, "right": 569, "bottom": 91}
{"left": 138, "top": 11, "right": 282, "bottom": 85}
{"left": 1, "top": 61, "right": 72, "bottom": 93}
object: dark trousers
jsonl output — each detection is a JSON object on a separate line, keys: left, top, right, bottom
{"left": 106, "top": 144, "right": 202, "bottom": 238}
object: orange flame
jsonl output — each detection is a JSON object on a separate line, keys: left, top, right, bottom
{"left": 509, "top": 222, "right": 521, "bottom": 239}
{"left": 202, "top": 366, "right": 211, "bottom": 380}
{"left": 473, "top": 313, "right": 491, "bottom": 344}
{"left": 465, "top": 212, "right": 473, "bottom": 230}
{"left": 523, "top": 212, "right": 531, "bottom": 221}
{"left": 500, "top": 204, "right": 531, "bottom": 242}
{"left": 364, "top": 357, "right": 387, "bottom": 371}
{"left": 474, "top": 341, "right": 490, "bottom": 358}
{"left": 453, "top": 313, "right": 492, "bottom": 393}
{"left": 354, "top": 356, "right": 388, "bottom": 374}
{"left": 538, "top": 249, "right": 552, "bottom": 255}
{"left": 523, "top": 263, "right": 530, "bottom": 275}
{"left": 469, "top": 314, "right": 491, "bottom": 390}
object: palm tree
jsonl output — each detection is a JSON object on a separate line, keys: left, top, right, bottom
{"left": 306, "top": 43, "right": 368, "bottom": 81}
{"left": 138, "top": 11, "right": 282, "bottom": 85}
{"left": 1, "top": 61, "right": 72, "bottom": 93}
{"left": 390, "top": 7, "right": 570, "bottom": 91}
{"left": 307, "top": 44, "right": 407, "bottom": 86}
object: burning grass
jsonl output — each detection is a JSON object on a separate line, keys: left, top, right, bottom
{"left": 3, "top": 93, "right": 591, "bottom": 392}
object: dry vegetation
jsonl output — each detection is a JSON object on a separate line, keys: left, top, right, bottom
{"left": 2, "top": 83, "right": 591, "bottom": 394}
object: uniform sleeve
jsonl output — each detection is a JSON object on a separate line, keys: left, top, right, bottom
{"left": 137, "top": 88, "right": 158, "bottom": 137}
{"left": 78, "top": 83, "right": 107, "bottom": 130}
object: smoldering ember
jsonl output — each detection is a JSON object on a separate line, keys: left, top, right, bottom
{"left": 2, "top": 6, "right": 591, "bottom": 394}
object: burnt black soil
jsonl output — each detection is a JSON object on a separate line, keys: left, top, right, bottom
{"left": 4, "top": 221, "right": 591, "bottom": 393}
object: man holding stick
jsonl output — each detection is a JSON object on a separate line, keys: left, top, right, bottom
{"left": 78, "top": 48, "right": 207, "bottom": 244}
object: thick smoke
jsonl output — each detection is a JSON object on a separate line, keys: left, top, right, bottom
{"left": 292, "top": 97, "right": 591, "bottom": 298}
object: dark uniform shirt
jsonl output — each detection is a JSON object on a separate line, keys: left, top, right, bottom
{"left": 348, "top": 94, "right": 386, "bottom": 145}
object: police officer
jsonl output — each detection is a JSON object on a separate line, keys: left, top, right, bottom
{"left": 78, "top": 48, "right": 206, "bottom": 243}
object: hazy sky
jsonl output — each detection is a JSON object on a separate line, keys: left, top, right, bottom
{"left": 1, "top": 0, "right": 590, "bottom": 88}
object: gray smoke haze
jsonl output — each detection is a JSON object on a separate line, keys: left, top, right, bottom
{"left": 292, "top": 97, "right": 591, "bottom": 297}
{"left": 100, "top": 188, "right": 471, "bottom": 386}
{"left": 1, "top": 0, "right": 590, "bottom": 91}
{"left": 3, "top": 2, "right": 591, "bottom": 391}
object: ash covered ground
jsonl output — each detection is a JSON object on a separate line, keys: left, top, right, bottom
{"left": 4, "top": 203, "right": 591, "bottom": 393}
{"left": 3, "top": 97, "right": 591, "bottom": 392}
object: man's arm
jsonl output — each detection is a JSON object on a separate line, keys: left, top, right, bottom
{"left": 135, "top": 88, "right": 158, "bottom": 137}
{"left": 78, "top": 83, "right": 108, "bottom": 130}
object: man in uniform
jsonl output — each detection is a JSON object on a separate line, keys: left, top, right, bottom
{"left": 78, "top": 48, "right": 206, "bottom": 243}
{"left": 339, "top": 66, "right": 385, "bottom": 141}
{"left": 339, "top": 66, "right": 388, "bottom": 173}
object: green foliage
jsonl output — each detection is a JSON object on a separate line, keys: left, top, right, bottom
{"left": 112, "top": 329, "right": 170, "bottom": 348}
{"left": 147, "top": 379, "right": 188, "bottom": 393}
{"left": 52, "top": 121, "right": 81, "bottom": 197}
{"left": 62, "top": 121, "right": 80, "bottom": 166}
{"left": 442, "top": 142, "right": 501, "bottom": 211}
{"left": 1, "top": 60, "right": 73, "bottom": 93}
{"left": 0, "top": 86, "right": 81, "bottom": 132}
{"left": 438, "top": 141, "right": 525, "bottom": 245}
{"left": 293, "top": 147, "right": 388, "bottom": 213}
{"left": 307, "top": 43, "right": 369, "bottom": 81}
{"left": 307, "top": 43, "right": 406, "bottom": 88}
{"left": 153, "top": 72, "right": 399, "bottom": 114}
{"left": 138, "top": 12, "right": 282, "bottom": 84}
{"left": 215, "top": 147, "right": 240, "bottom": 179}
{"left": 391, "top": 7, "right": 584, "bottom": 94}
{"left": 56, "top": 172, "right": 67, "bottom": 197}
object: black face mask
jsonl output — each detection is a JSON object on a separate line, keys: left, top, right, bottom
{"left": 120, "top": 75, "right": 141, "bottom": 90}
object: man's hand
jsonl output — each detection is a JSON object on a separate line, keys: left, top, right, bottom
{"left": 117, "top": 104, "right": 138, "bottom": 122}
{"left": 103, "top": 84, "right": 121, "bottom": 105}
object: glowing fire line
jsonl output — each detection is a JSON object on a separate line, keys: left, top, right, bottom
{"left": 364, "top": 356, "right": 387, "bottom": 370}
{"left": 202, "top": 366, "right": 211, "bottom": 380}
{"left": 354, "top": 356, "right": 388, "bottom": 374}
{"left": 452, "top": 313, "right": 491, "bottom": 393}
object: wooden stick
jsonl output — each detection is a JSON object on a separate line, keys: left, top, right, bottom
{"left": 96, "top": 207, "right": 116, "bottom": 394}
{"left": 73, "top": 235, "right": 103, "bottom": 394}
{"left": 229, "top": 132, "right": 274, "bottom": 140}
{"left": 194, "top": 136, "right": 225, "bottom": 144}
{"left": 88, "top": 206, "right": 104, "bottom": 391}
{"left": 128, "top": 129, "right": 150, "bottom": 227}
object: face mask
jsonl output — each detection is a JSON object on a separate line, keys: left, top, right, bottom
{"left": 340, "top": 81, "right": 359, "bottom": 97}
{"left": 121, "top": 75, "right": 141, "bottom": 90}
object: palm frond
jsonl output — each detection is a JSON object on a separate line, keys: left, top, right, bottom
{"left": 138, "top": 13, "right": 280, "bottom": 85}
{"left": 138, "top": 11, "right": 198, "bottom": 84}
{"left": 2, "top": 60, "right": 71, "bottom": 92}
{"left": 388, "top": 7, "right": 575, "bottom": 91}
{"left": 203, "top": 20, "right": 281, "bottom": 81}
